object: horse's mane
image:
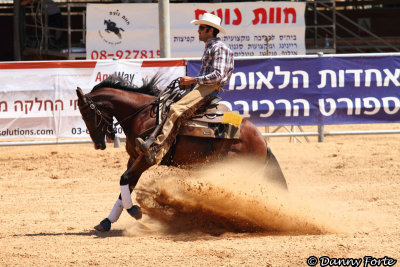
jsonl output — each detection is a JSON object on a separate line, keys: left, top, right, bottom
{"left": 92, "top": 74, "right": 161, "bottom": 96}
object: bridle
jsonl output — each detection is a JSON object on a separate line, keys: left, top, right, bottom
{"left": 80, "top": 78, "right": 182, "bottom": 139}
{"left": 81, "top": 95, "right": 118, "bottom": 139}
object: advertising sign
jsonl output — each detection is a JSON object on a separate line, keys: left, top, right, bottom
{"left": 86, "top": 2, "right": 305, "bottom": 59}
{"left": 188, "top": 55, "right": 400, "bottom": 126}
{"left": 0, "top": 60, "right": 185, "bottom": 140}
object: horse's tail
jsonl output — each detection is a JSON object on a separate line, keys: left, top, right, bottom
{"left": 265, "top": 146, "right": 288, "bottom": 190}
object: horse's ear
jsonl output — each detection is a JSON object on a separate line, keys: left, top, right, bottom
{"left": 76, "top": 87, "right": 86, "bottom": 103}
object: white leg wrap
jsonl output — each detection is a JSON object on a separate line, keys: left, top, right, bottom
{"left": 120, "top": 185, "right": 133, "bottom": 209}
{"left": 107, "top": 199, "right": 123, "bottom": 223}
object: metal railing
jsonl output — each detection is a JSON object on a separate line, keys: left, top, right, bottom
{"left": 304, "top": 0, "right": 400, "bottom": 54}
{"left": 305, "top": 0, "right": 336, "bottom": 54}
{"left": 24, "top": 2, "right": 86, "bottom": 59}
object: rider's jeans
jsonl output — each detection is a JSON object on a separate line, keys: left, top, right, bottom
{"left": 154, "top": 83, "right": 219, "bottom": 163}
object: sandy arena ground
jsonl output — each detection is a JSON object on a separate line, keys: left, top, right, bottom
{"left": 1, "top": 124, "right": 400, "bottom": 266}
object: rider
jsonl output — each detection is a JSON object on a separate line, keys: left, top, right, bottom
{"left": 136, "top": 13, "right": 234, "bottom": 164}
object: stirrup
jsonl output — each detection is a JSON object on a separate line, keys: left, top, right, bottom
{"left": 144, "top": 149, "right": 157, "bottom": 165}
{"left": 135, "top": 136, "right": 156, "bottom": 155}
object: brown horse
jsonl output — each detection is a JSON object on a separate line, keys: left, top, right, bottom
{"left": 76, "top": 76, "right": 287, "bottom": 232}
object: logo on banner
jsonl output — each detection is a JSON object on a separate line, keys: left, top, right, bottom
{"left": 98, "top": 9, "right": 130, "bottom": 45}
{"left": 94, "top": 71, "right": 136, "bottom": 84}
{"left": 104, "top": 19, "right": 124, "bottom": 39}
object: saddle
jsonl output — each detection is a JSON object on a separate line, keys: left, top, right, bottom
{"left": 179, "top": 98, "right": 242, "bottom": 139}
{"left": 139, "top": 81, "right": 243, "bottom": 141}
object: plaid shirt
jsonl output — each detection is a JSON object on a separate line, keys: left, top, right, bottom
{"left": 195, "top": 37, "right": 234, "bottom": 88}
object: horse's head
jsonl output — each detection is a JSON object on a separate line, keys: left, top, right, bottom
{"left": 76, "top": 87, "right": 116, "bottom": 150}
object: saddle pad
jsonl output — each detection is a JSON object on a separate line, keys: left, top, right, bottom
{"left": 179, "top": 113, "right": 242, "bottom": 139}
{"left": 221, "top": 112, "right": 243, "bottom": 127}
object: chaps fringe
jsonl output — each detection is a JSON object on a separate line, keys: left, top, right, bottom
{"left": 162, "top": 96, "right": 212, "bottom": 153}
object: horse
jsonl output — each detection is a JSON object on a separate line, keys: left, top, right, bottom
{"left": 76, "top": 76, "right": 288, "bottom": 232}
{"left": 104, "top": 19, "right": 124, "bottom": 39}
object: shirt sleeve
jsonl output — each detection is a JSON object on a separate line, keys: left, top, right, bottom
{"left": 195, "top": 45, "right": 228, "bottom": 85}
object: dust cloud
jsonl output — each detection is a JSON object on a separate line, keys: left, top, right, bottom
{"left": 125, "top": 158, "right": 346, "bottom": 236}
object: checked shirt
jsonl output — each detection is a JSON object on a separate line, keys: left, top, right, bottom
{"left": 195, "top": 37, "right": 234, "bottom": 89}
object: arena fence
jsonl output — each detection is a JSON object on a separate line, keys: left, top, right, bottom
{"left": 262, "top": 127, "right": 400, "bottom": 143}
{"left": 1, "top": 128, "right": 400, "bottom": 147}
{"left": 1, "top": 53, "right": 400, "bottom": 146}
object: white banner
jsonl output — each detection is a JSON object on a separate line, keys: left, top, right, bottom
{"left": 86, "top": 2, "right": 305, "bottom": 59}
{"left": 87, "top": 4, "right": 160, "bottom": 60}
{"left": 0, "top": 60, "right": 185, "bottom": 140}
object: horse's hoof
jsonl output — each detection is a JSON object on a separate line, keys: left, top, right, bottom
{"left": 94, "top": 218, "right": 111, "bottom": 232}
{"left": 127, "top": 205, "right": 142, "bottom": 220}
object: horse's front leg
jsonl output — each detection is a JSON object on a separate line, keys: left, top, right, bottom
{"left": 120, "top": 155, "right": 148, "bottom": 219}
{"left": 94, "top": 155, "right": 150, "bottom": 232}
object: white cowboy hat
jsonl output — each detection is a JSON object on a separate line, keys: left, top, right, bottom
{"left": 190, "top": 13, "right": 226, "bottom": 35}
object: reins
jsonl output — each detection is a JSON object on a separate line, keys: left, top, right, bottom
{"left": 82, "top": 78, "right": 182, "bottom": 137}
{"left": 114, "top": 101, "right": 158, "bottom": 127}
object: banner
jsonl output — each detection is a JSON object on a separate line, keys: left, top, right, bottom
{"left": 170, "top": 2, "right": 305, "bottom": 57}
{"left": 3, "top": 55, "right": 399, "bottom": 141}
{"left": 86, "top": 4, "right": 160, "bottom": 60}
{"left": 187, "top": 55, "right": 400, "bottom": 126}
{"left": 0, "top": 60, "right": 185, "bottom": 140}
{"left": 86, "top": 2, "right": 305, "bottom": 59}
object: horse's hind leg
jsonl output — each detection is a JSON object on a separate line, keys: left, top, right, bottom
{"left": 265, "top": 146, "right": 288, "bottom": 190}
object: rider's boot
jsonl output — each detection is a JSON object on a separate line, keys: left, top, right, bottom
{"left": 135, "top": 116, "right": 166, "bottom": 154}
{"left": 135, "top": 136, "right": 158, "bottom": 165}
{"left": 135, "top": 117, "right": 167, "bottom": 163}
{"left": 135, "top": 135, "right": 156, "bottom": 155}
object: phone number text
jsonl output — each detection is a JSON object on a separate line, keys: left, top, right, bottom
{"left": 90, "top": 49, "right": 160, "bottom": 60}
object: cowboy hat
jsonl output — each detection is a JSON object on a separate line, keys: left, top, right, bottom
{"left": 190, "top": 13, "right": 226, "bottom": 35}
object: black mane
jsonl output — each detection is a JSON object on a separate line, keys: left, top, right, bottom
{"left": 92, "top": 74, "right": 161, "bottom": 96}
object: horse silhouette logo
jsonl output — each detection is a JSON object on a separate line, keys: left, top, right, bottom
{"left": 104, "top": 19, "right": 124, "bottom": 39}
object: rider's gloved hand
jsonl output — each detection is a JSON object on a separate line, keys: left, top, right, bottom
{"left": 179, "top": 76, "right": 196, "bottom": 90}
